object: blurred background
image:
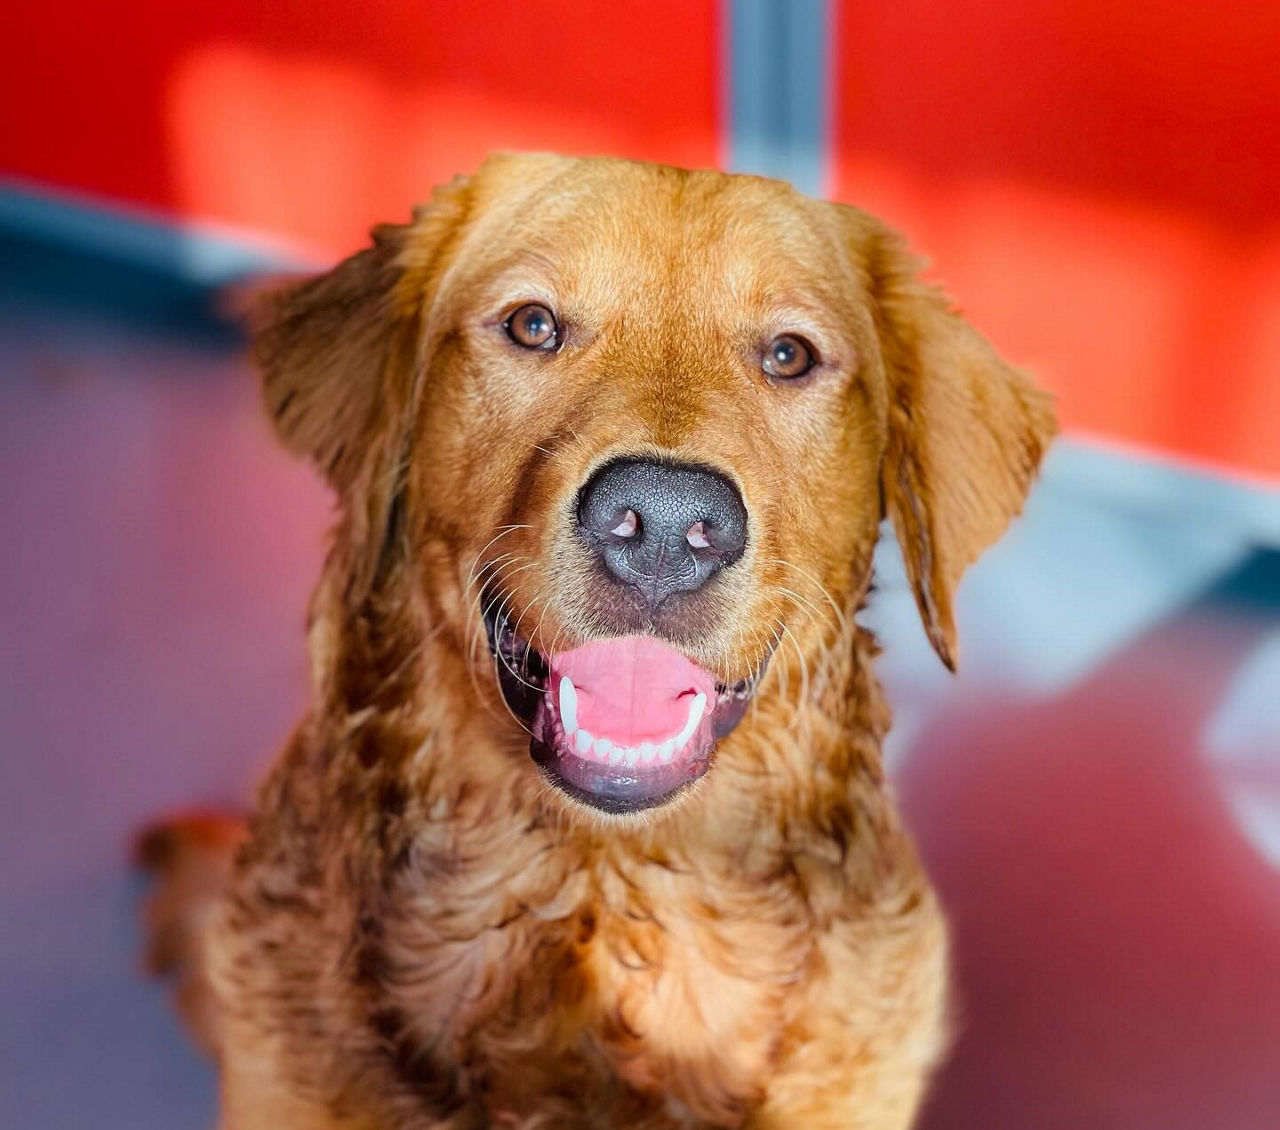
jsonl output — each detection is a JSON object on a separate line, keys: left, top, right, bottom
{"left": 1, "top": 1, "right": 1277, "bottom": 1126}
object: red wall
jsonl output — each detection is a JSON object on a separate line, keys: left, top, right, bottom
{"left": 3, "top": 1, "right": 1278, "bottom": 479}
{"left": 832, "top": 0, "right": 1280, "bottom": 481}
{"left": 3, "top": 1, "right": 720, "bottom": 257}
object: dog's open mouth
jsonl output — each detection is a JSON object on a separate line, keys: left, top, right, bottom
{"left": 484, "top": 595, "right": 766, "bottom": 814}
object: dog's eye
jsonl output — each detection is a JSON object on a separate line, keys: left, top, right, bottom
{"left": 505, "top": 304, "right": 560, "bottom": 350}
{"left": 762, "top": 334, "right": 817, "bottom": 380}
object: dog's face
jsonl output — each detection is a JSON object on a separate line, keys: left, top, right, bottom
{"left": 253, "top": 154, "right": 1054, "bottom": 817}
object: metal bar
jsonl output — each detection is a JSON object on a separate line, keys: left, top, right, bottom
{"left": 725, "top": 0, "right": 832, "bottom": 196}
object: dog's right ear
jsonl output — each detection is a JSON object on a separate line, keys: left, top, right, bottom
{"left": 250, "top": 232, "right": 411, "bottom": 496}
{"left": 247, "top": 179, "right": 470, "bottom": 497}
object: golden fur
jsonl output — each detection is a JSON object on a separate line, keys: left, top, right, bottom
{"left": 140, "top": 153, "right": 1055, "bottom": 1129}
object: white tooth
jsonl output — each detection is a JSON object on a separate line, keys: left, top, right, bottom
{"left": 558, "top": 676, "right": 579, "bottom": 735}
{"left": 593, "top": 736, "right": 613, "bottom": 760}
{"left": 676, "top": 692, "right": 707, "bottom": 748}
{"left": 623, "top": 746, "right": 641, "bottom": 768}
{"left": 574, "top": 727, "right": 593, "bottom": 755}
{"left": 637, "top": 741, "right": 657, "bottom": 764}
{"left": 608, "top": 744, "right": 625, "bottom": 766}
{"left": 657, "top": 739, "right": 676, "bottom": 763}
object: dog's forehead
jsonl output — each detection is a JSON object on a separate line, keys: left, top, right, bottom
{"left": 440, "top": 156, "right": 856, "bottom": 310}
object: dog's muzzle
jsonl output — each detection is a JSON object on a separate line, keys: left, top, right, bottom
{"left": 483, "top": 594, "right": 768, "bottom": 814}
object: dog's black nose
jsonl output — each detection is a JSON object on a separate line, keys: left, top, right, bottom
{"left": 577, "top": 458, "right": 748, "bottom": 607}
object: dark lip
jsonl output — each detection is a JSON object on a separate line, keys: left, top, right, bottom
{"left": 528, "top": 736, "right": 711, "bottom": 814}
{"left": 482, "top": 589, "right": 769, "bottom": 813}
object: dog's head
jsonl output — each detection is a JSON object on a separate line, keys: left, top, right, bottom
{"left": 252, "top": 154, "right": 1054, "bottom": 817}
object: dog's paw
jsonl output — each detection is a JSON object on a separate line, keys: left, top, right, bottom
{"left": 134, "top": 810, "right": 246, "bottom": 1057}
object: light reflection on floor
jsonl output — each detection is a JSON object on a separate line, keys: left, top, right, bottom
{"left": 1, "top": 239, "right": 1276, "bottom": 1129}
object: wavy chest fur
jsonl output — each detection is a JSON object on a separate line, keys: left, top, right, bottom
{"left": 221, "top": 622, "right": 930, "bottom": 1129}
{"left": 362, "top": 773, "right": 822, "bottom": 1128}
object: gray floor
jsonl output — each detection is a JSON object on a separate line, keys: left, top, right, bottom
{"left": 2, "top": 236, "right": 1278, "bottom": 1128}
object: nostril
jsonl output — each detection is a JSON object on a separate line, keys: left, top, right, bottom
{"left": 610, "top": 509, "right": 639, "bottom": 539}
{"left": 685, "top": 521, "right": 711, "bottom": 550}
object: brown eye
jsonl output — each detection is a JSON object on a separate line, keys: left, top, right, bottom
{"left": 763, "top": 333, "right": 817, "bottom": 380}
{"left": 505, "top": 303, "right": 559, "bottom": 350}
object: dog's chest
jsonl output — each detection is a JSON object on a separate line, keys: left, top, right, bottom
{"left": 382, "top": 837, "right": 815, "bottom": 1123}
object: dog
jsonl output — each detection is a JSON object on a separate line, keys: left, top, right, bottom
{"left": 139, "top": 152, "right": 1055, "bottom": 1129}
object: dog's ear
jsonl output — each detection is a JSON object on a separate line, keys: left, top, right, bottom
{"left": 250, "top": 229, "right": 414, "bottom": 497}
{"left": 249, "top": 183, "right": 467, "bottom": 493}
{"left": 246, "top": 180, "right": 470, "bottom": 588}
{"left": 863, "top": 221, "right": 1057, "bottom": 670}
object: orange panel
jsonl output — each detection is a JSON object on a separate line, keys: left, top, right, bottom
{"left": 832, "top": 0, "right": 1280, "bottom": 480}
{"left": 2, "top": 1, "right": 721, "bottom": 256}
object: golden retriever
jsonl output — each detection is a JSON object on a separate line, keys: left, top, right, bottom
{"left": 139, "top": 152, "right": 1055, "bottom": 1129}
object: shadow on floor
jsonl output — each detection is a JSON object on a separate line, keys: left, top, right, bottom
{"left": 902, "top": 550, "right": 1280, "bottom": 1130}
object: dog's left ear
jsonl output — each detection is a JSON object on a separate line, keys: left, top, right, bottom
{"left": 860, "top": 218, "right": 1057, "bottom": 670}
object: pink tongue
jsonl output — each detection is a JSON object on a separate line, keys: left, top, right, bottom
{"left": 549, "top": 637, "right": 717, "bottom": 746}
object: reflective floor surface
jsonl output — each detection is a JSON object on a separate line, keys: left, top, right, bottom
{"left": 2, "top": 233, "right": 1277, "bottom": 1129}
